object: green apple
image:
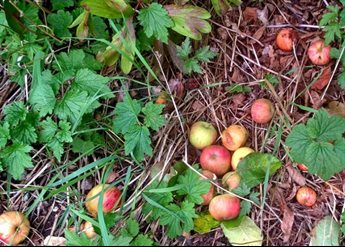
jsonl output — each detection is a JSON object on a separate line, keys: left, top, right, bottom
{"left": 189, "top": 121, "right": 217, "bottom": 149}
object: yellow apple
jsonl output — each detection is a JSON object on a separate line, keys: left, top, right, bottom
{"left": 0, "top": 211, "right": 30, "bottom": 246}
{"left": 221, "top": 125, "right": 249, "bottom": 151}
{"left": 231, "top": 147, "right": 255, "bottom": 170}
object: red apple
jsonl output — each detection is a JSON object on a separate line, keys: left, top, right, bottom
{"left": 189, "top": 121, "right": 218, "bottom": 149}
{"left": 251, "top": 99, "right": 274, "bottom": 124}
{"left": 209, "top": 194, "right": 241, "bottom": 221}
{"left": 85, "top": 184, "right": 122, "bottom": 217}
{"left": 276, "top": 28, "right": 298, "bottom": 52}
{"left": 308, "top": 40, "right": 331, "bottom": 66}
{"left": 296, "top": 186, "right": 317, "bottom": 207}
{"left": 221, "top": 125, "right": 249, "bottom": 151}
{"left": 222, "top": 172, "right": 241, "bottom": 190}
{"left": 0, "top": 211, "right": 30, "bottom": 246}
{"left": 201, "top": 170, "right": 216, "bottom": 205}
{"left": 200, "top": 145, "right": 232, "bottom": 176}
{"left": 297, "top": 163, "right": 308, "bottom": 172}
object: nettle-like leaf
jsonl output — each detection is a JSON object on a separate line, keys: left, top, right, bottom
{"left": 164, "top": 5, "right": 212, "bottom": 40}
{"left": 286, "top": 109, "right": 345, "bottom": 180}
{"left": 97, "top": 18, "right": 136, "bottom": 74}
{"left": 211, "top": 0, "right": 242, "bottom": 15}
{"left": 81, "top": 0, "right": 133, "bottom": 19}
{"left": 69, "top": 10, "right": 90, "bottom": 40}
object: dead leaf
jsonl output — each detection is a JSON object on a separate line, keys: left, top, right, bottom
{"left": 286, "top": 163, "right": 306, "bottom": 186}
{"left": 243, "top": 7, "right": 258, "bottom": 22}
{"left": 327, "top": 101, "right": 345, "bottom": 117}
{"left": 231, "top": 68, "right": 244, "bottom": 83}
{"left": 192, "top": 100, "right": 205, "bottom": 111}
{"left": 311, "top": 66, "right": 331, "bottom": 90}
{"left": 231, "top": 94, "right": 246, "bottom": 108}
{"left": 257, "top": 6, "right": 269, "bottom": 25}
{"left": 310, "top": 90, "right": 326, "bottom": 109}
{"left": 251, "top": 26, "right": 266, "bottom": 42}
{"left": 281, "top": 206, "right": 295, "bottom": 243}
{"left": 168, "top": 78, "right": 185, "bottom": 100}
{"left": 43, "top": 236, "right": 66, "bottom": 246}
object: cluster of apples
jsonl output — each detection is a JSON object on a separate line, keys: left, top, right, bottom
{"left": 276, "top": 28, "right": 331, "bottom": 66}
{"left": 189, "top": 121, "right": 254, "bottom": 221}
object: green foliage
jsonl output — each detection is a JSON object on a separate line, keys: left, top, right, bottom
{"left": 113, "top": 93, "right": 166, "bottom": 161}
{"left": 142, "top": 165, "right": 210, "bottom": 238}
{"left": 177, "top": 38, "right": 217, "bottom": 74}
{"left": 211, "top": 0, "right": 242, "bottom": 15}
{"left": 320, "top": 5, "right": 344, "bottom": 45}
{"left": 138, "top": 3, "right": 174, "bottom": 44}
{"left": 226, "top": 84, "right": 251, "bottom": 94}
{"left": 47, "top": 10, "right": 73, "bottom": 38}
{"left": 310, "top": 216, "right": 340, "bottom": 246}
{"left": 286, "top": 109, "right": 345, "bottom": 180}
{"left": 193, "top": 212, "right": 221, "bottom": 234}
{"left": 342, "top": 212, "right": 345, "bottom": 235}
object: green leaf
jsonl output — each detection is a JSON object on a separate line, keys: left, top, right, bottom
{"left": 264, "top": 74, "right": 280, "bottom": 87}
{"left": 337, "top": 71, "right": 345, "bottom": 89}
{"left": 131, "top": 234, "right": 154, "bottom": 246}
{"left": 194, "top": 46, "right": 217, "bottom": 62}
{"left": 74, "top": 69, "right": 112, "bottom": 98}
{"left": 47, "top": 10, "right": 73, "bottom": 38}
{"left": 320, "top": 7, "right": 339, "bottom": 26}
{"left": 65, "top": 230, "right": 99, "bottom": 246}
{"left": 54, "top": 89, "right": 89, "bottom": 124}
{"left": 48, "top": 139, "right": 64, "bottom": 162}
{"left": 159, "top": 201, "right": 197, "bottom": 238}
{"left": 194, "top": 211, "right": 221, "bottom": 234}
{"left": 4, "top": 101, "right": 27, "bottom": 126}
{"left": 81, "top": 0, "right": 134, "bottom": 19}
{"left": 286, "top": 109, "right": 345, "bottom": 180}
{"left": 232, "top": 183, "right": 251, "bottom": 197}
{"left": 71, "top": 138, "right": 96, "bottom": 155}
{"left": 109, "top": 236, "right": 132, "bottom": 246}
{"left": 142, "top": 102, "right": 166, "bottom": 131}
{"left": 211, "top": 0, "right": 242, "bottom": 15}
{"left": 113, "top": 94, "right": 141, "bottom": 135}
{"left": 90, "top": 16, "right": 109, "bottom": 39}
{"left": 176, "top": 166, "right": 211, "bottom": 205}
{"left": 165, "top": 5, "right": 211, "bottom": 40}
{"left": 124, "top": 125, "right": 152, "bottom": 161}
{"left": 54, "top": 50, "right": 84, "bottom": 72}
{"left": 125, "top": 218, "right": 139, "bottom": 237}
{"left": 1, "top": 143, "right": 33, "bottom": 180}
{"left": 226, "top": 84, "right": 251, "bottom": 94}
{"left": 138, "top": 3, "right": 174, "bottom": 43}
{"left": 56, "top": 121, "right": 73, "bottom": 143}
{"left": 29, "top": 83, "right": 56, "bottom": 117}
{"left": 0, "top": 122, "right": 10, "bottom": 149}
{"left": 323, "top": 23, "right": 341, "bottom": 45}
{"left": 310, "top": 216, "right": 340, "bottom": 246}
{"left": 12, "top": 121, "right": 38, "bottom": 145}
{"left": 142, "top": 181, "right": 174, "bottom": 221}
{"left": 237, "top": 153, "right": 282, "bottom": 189}
{"left": 239, "top": 201, "right": 252, "bottom": 217}
{"left": 39, "top": 118, "right": 58, "bottom": 143}
{"left": 51, "top": 0, "right": 74, "bottom": 10}
{"left": 221, "top": 216, "right": 263, "bottom": 246}
{"left": 177, "top": 38, "right": 192, "bottom": 59}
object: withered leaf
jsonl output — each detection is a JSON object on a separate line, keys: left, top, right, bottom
{"left": 286, "top": 163, "right": 306, "bottom": 186}
{"left": 311, "top": 66, "right": 331, "bottom": 90}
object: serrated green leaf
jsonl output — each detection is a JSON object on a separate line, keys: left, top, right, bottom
{"left": 211, "top": 0, "right": 242, "bottom": 15}
{"left": 165, "top": 5, "right": 211, "bottom": 40}
{"left": 113, "top": 94, "right": 141, "bottom": 135}
{"left": 176, "top": 38, "right": 192, "bottom": 59}
{"left": 237, "top": 153, "right": 282, "bottom": 189}
{"left": 124, "top": 125, "right": 152, "bottom": 161}
{"left": 138, "top": 3, "right": 173, "bottom": 43}
{"left": 131, "top": 234, "right": 154, "bottom": 246}
{"left": 194, "top": 46, "right": 217, "bottom": 62}
{"left": 12, "top": 122, "right": 38, "bottom": 145}
{"left": 323, "top": 23, "right": 341, "bottom": 45}
{"left": 47, "top": 10, "right": 73, "bottom": 38}
{"left": 29, "top": 83, "right": 56, "bottom": 117}
{"left": 90, "top": 16, "right": 109, "bottom": 39}
{"left": 65, "top": 230, "right": 99, "bottom": 246}
{"left": 239, "top": 200, "right": 252, "bottom": 217}
{"left": 126, "top": 218, "right": 139, "bottom": 237}
{"left": 40, "top": 118, "right": 58, "bottom": 143}
{"left": 109, "top": 236, "right": 132, "bottom": 246}
{"left": 71, "top": 138, "right": 96, "bottom": 155}
{"left": 226, "top": 84, "right": 251, "bottom": 94}
{"left": 0, "top": 122, "right": 10, "bottom": 149}
{"left": 81, "top": 0, "right": 134, "bottom": 19}
{"left": 310, "top": 216, "right": 340, "bottom": 246}
{"left": 1, "top": 143, "right": 33, "bottom": 180}
{"left": 4, "top": 101, "right": 27, "bottom": 126}
{"left": 142, "top": 102, "right": 165, "bottom": 131}
{"left": 56, "top": 121, "right": 73, "bottom": 143}
{"left": 176, "top": 167, "right": 211, "bottom": 204}
{"left": 48, "top": 139, "right": 64, "bottom": 162}
{"left": 337, "top": 71, "right": 345, "bottom": 89}
{"left": 51, "top": 0, "right": 74, "bottom": 10}
{"left": 221, "top": 216, "right": 263, "bottom": 246}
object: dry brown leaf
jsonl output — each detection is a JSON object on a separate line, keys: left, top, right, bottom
{"left": 281, "top": 206, "right": 295, "bottom": 243}
{"left": 286, "top": 164, "right": 306, "bottom": 186}
{"left": 257, "top": 6, "right": 269, "bottom": 25}
{"left": 192, "top": 100, "right": 205, "bottom": 111}
{"left": 311, "top": 66, "right": 331, "bottom": 90}
{"left": 327, "top": 101, "right": 345, "bottom": 117}
{"left": 232, "top": 94, "right": 246, "bottom": 108}
{"left": 310, "top": 90, "right": 326, "bottom": 109}
{"left": 231, "top": 68, "right": 244, "bottom": 83}
{"left": 168, "top": 78, "right": 185, "bottom": 100}
{"left": 243, "top": 7, "right": 258, "bottom": 22}
{"left": 251, "top": 26, "right": 266, "bottom": 43}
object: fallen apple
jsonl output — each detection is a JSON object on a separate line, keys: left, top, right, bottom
{"left": 276, "top": 28, "right": 298, "bottom": 52}
{"left": 308, "top": 40, "right": 331, "bottom": 66}
{"left": 231, "top": 147, "right": 255, "bottom": 170}
{"left": 155, "top": 91, "right": 168, "bottom": 105}
{"left": 83, "top": 221, "right": 96, "bottom": 239}
{"left": 251, "top": 99, "right": 274, "bottom": 124}
{"left": 221, "top": 125, "right": 249, "bottom": 151}
{"left": 0, "top": 211, "right": 30, "bottom": 246}
{"left": 222, "top": 172, "right": 241, "bottom": 190}
{"left": 296, "top": 186, "right": 317, "bottom": 207}
{"left": 297, "top": 163, "right": 308, "bottom": 172}
{"left": 209, "top": 194, "right": 241, "bottom": 221}
{"left": 201, "top": 170, "right": 216, "bottom": 205}
{"left": 189, "top": 121, "right": 218, "bottom": 149}
{"left": 85, "top": 184, "right": 122, "bottom": 217}
{"left": 200, "top": 145, "right": 232, "bottom": 176}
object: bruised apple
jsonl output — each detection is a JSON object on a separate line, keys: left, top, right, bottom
{"left": 221, "top": 125, "right": 248, "bottom": 151}
{"left": 276, "top": 28, "right": 298, "bottom": 52}
{"left": 231, "top": 147, "right": 255, "bottom": 170}
{"left": 201, "top": 170, "right": 216, "bottom": 205}
{"left": 308, "top": 40, "right": 331, "bottom": 66}
{"left": 0, "top": 211, "right": 30, "bottom": 246}
{"left": 209, "top": 195, "right": 241, "bottom": 221}
{"left": 296, "top": 186, "right": 317, "bottom": 207}
{"left": 200, "top": 145, "right": 232, "bottom": 176}
{"left": 251, "top": 99, "right": 274, "bottom": 124}
{"left": 85, "top": 184, "right": 122, "bottom": 217}
{"left": 222, "top": 172, "right": 241, "bottom": 190}
{"left": 189, "top": 121, "right": 218, "bottom": 149}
